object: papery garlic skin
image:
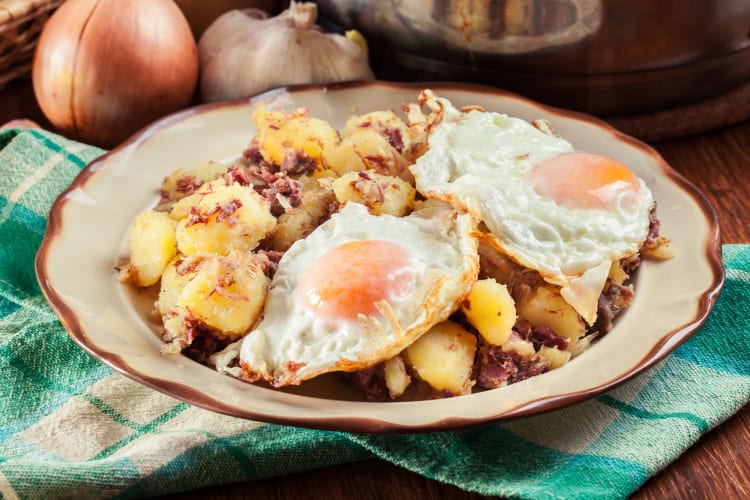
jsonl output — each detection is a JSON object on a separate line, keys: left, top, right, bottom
{"left": 198, "top": 2, "right": 374, "bottom": 102}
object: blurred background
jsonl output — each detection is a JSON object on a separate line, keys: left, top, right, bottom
{"left": 2, "top": 0, "right": 750, "bottom": 143}
{"left": 316, "top": 0, "right": 750, "bottom": 116}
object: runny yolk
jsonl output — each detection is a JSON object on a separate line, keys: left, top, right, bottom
{"left": 529, "top": 151, "right": 640, "bottom": 210}
{"left": 299, "top": 240, "right": 412, "bottom": 321}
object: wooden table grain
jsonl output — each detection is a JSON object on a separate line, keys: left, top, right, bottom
{"left": 3, "top": 77, "right": 749, "bottom": 499}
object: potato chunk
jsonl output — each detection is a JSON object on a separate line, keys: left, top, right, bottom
{"left": 127, "top": 211, "right": 178, "bottom": 287}
{"left": 265, "top": 176, "right": 336, "bottom": 252}
{"left": 341, "top": 110, "right": 420, "bottom": 161}
{"left": 406, "top": 321, "right": 477, "bottom": 395}
{"left": 326, "top": 129, "right": 413, "bottom": 182}
{"left": 607, "top": 259, "right": 629, "bottom": 287}
{"left": 158, "top": 251, "right": 269, "bottom": 343}
{"left": 516, "top": 285, "right": 586, "bottom": 340}
{"left": 160, "top": 161, "right": 228, "bottom": 204}
{"left": 538, "top": 345, "right": 572, "bottom": 369}
{"left": 383, "top": 355, "right": 411, "bottom": 399}
{"left": 169, "top": 179, "right": 227, "bottom": 221}
{"left": 252, "top": 106, "right": 339, "bottom": 172}
{"left": 461, "top": 278, "right": 516, "bottom": 346}
{"left": 174, "top": 184, "right": 276, "bottom": 255}
{"left": 332, "top": 170, "right": 415, "bottom": 216}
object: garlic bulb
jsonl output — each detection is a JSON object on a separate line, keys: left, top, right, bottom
{"left": 198, "top": 1, "right": 374, "bottom": 102}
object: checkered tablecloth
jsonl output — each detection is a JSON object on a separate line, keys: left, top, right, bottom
{"left": 2, "top": 127, "right": 749, "bottom": 499}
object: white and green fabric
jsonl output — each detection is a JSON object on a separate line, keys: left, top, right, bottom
{"left": 1, "top": 128, "right": 749, "bottom": 499}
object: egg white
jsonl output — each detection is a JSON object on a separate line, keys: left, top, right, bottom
{"left": 410, "top": 100, "right": 654, "bottom": 324}
{"left": 238, "top": 201, "right": 478, "bottom": 386}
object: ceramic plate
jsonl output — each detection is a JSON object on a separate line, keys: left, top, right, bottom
{"left": 36, "top": 82, "right": 724, "bottom": 433}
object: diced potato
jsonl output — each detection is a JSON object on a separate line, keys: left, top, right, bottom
{"left": 567, "top": 334, "right": 594, "bottom": 358}
{"left": 501, "top": 337, "right": 536, "bottom": 357}
{"left": 332, "top": 170, "right": 415, "bottom": 216}
{"left": 158, "top": 251, "right": 269, "bottom": 342}
{"left": 342, "top": 110, "right": 406, "bottom": 137}
{"left": 538, "top": 345, "right": 572, "bottom": 369}
{"left": 174, "top": 184, "right": 276, "bottom": 255}
{"left": 406, "top": 321, "right": 477, "bottom": 394}
{"left": 158, "top": 256, "right": 198, "bottom": 339}
{"left": 341, "top": 110, "right": 418, "bottom": 159}
{"left": 252, "top": 106, "right": 339, "bottom": 172}
{"left": 180, "top": 252, "right": 268, "bottom": 339}
{"left": 383, "top": 355, "right": 411, "bottom": 399}
{"left": 265, "top": 209, "right": 318, "bottom": 252}
{"left": 265, "top": 177, "right": 336, "bottom": 251}
{"left": 461, "top": 278, "right": 516, "bottom": 346}
{"left": 642, "top": 236, "right": 677, "bottom": 260}
{"left": 160, "top": 161, "right": 228, "bottom": 203}
{"left": 608, "top": 259, "right": 629, "bottom": 286}
{"left": 326, "top": 129, "right": 413, "bottom": 182}
{"left": 169, "top": 179, "right": 227, "bottom": 220}
{"left": 516, "top": 285, "right": 586, "bottom": 340}
{"left": 127, "top": 210, "right": 178, "bottom": 287}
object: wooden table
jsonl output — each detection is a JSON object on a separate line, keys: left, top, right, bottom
{"left": 3, "top": 77, "right": 749, "bottom": 499}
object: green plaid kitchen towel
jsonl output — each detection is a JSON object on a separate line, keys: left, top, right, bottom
{"left": 1, "top": 127, "right": 749, "bottom": 500}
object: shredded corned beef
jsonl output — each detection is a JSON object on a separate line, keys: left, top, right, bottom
{"left": 520, "top": 320, "right": 569, "bottom": 351}
{"left": 182, "top": 333, "right": 230, "bottom": 364}
{"left": 363, "top": 154, "right": 389, "bottom": 173}
{"left": 186, "top": 198, "right": 243, "bottom": 226}
{"left": 280, "top": 150, "right": 317, "bottom": 176}
{"left": 383, "top": 126, "right": 404, "bottom": 153}
{"left": 646, "top": 208, "right": 661, "bottom": 245}
{"left": 242, "top": 139, "right": 263, "bottom": 164}
{"left": 226, "top": 164, "right": 255, "bottom": 186}
{"left": 159, "top": 174, "right": 203, "bottom": 204}
{"left": 593, "top": 281, "right": 635, "bottom": 335}
{"left": 161, "top": 315, "right": 230, "bottom": 364}
{"left": 262, "top": 175, "right": 303, "bottom": 216}
{"left": 476, "top": 343, "right": 549, "bottom": 389}
{"left": 338, "top": 366, "right": 389, "bottom": 401}
{"left": 225, "top": 162, "right": 303, "bottom": 215}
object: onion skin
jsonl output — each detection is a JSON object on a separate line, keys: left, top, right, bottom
{"left": 32, "top": 0, "right": 199, "bottom": 148}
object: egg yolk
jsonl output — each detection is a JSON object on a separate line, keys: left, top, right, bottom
{"left": 529, "top": 151, "right": 640, "bottom": 210}
{"left": 299, "top": 240, "right": 413, "bottom": 320}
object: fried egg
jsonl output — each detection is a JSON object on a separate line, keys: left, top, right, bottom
{"left": 238, "top": 201, "right": 479, "bottom": 386}
{"left": 410, "top": 99, "right": 654, "bottom": 324}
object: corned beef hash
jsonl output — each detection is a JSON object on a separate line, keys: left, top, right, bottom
{"left": 119, "top": 90, "right": 674, "bottom": 401}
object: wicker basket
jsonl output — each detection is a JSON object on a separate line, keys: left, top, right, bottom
{"left": 0, "top": 0, "right": 64, "bottom": 89}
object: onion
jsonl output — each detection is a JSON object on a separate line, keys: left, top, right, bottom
{"left": 32, "top": 0, "right": 199, "bottom": 148}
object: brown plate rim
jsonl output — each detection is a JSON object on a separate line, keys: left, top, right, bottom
{"left": 35, "top": 80, "right": 725, "bottom": 433}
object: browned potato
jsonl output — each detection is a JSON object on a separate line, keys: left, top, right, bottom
{"left": 406, "top": 321, "right": 477, "bottom": 395}
{"left": 326, "top": 129, "right": 413, "bottom": 182}
{"left": 252, "top": 106, "right": 339, "bottom": 173}
{"left": 516, "top": 285, "right": 586, "bottom": 341}
{"left": 158, "top": 251, "right": 269, "bottom": 344}
{"left": 383, "top": 355, "right": 411, "bottom": 399}
{"left": 331, "top": 170, "right": 415, "bottom": 217}
{"left": 127, "top": 210, "right": 178, "bottom": 287}
{"left": 461, "top": 278, "right": 516, "bottom": 346}
{"left": 265, "top": 177, "right": 336, "bottom": 252}
{"left": 174, "top": 184, "right": 276, "bottom": 255}
{"left": 160, "top": 161, "right": 228, "bottom": 204}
